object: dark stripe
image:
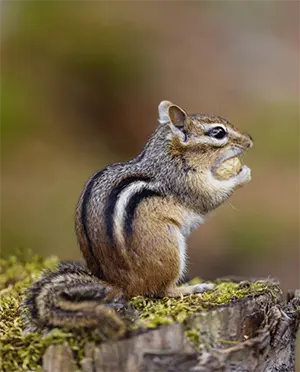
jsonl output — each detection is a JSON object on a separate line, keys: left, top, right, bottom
{"left": 81, "top": 168, "right": 111, "bottom": 276}
{"left": 80, "top": 146, "right": 148, "bottom": 258}
{"left": 23, "top": 268, "right": 62, "bottom": 323}
{"left": 104, "top": 175, "right": 151, "bottom": 246}
{"left": 61, "top": 289, "right": 105, "bottom": 302}
{"left": 80, "top": 138, "right": 151, "bottom": 254}
{"left": 124, "top": 188, "right": 162, "bottom": 237}
{"left": 23, "top": 265, "right": 88, "bottom": 322}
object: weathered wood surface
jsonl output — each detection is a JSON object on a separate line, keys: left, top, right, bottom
{"left": 41, "top": 282, "right": 300, "bottom": 372}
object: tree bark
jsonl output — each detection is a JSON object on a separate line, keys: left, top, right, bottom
{"left": 42, "top": 280, "right": 300, "bottom": 372}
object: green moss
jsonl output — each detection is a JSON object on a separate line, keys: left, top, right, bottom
{"left": 0, "top": 250, "right": 111, "bottom": 372}
{"left": 129, "top": 279, "right": 280, "bottom": 330}
{"left": 0, "top": 250, "right": 55, "bottom": 371}
{"left": 0, "top": 250, "right": 281, "bottom": 372}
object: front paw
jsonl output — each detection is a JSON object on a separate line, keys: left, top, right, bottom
{"left": 192, "top": 283, "right": 216, "bottom": 294}
{"left": 235, "top": 165, "right": 251, "bottom": 187}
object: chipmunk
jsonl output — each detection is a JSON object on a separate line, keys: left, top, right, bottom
{"left": 22, "top": 100, "right": 253, "bottom": 334}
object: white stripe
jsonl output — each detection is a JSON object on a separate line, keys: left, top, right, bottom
{"left": 201, "top": 123, "right": 227, "bottom": 131}
{"left": 113, "top": 181, "right": 148, "bottom": 246}
{"left": 227, "top": 127, "right": 241, "bottom": 138}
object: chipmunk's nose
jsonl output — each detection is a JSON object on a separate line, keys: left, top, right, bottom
{"left": 247, "top": 134, "right": 254, "bottom": 148}
{"left": 243, "top": 133, "right": 253, "bottom": 149}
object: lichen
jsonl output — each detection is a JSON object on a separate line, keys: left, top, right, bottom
{"left": 0, "top": 250, "right": 281, "bottom": 372}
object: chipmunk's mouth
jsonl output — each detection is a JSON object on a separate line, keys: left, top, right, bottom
{"left": 211, "top": 148, "right": 246, "bottom": 181}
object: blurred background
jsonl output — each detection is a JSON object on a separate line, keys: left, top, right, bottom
{"left": 1, "top": 1, "right": 299, "bottom": 291}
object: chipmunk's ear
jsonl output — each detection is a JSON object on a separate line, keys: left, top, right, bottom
{"left": 168, "top": 104, "right": 187, "bottom": 129}
{"left": 158, "top": 100, "right": 173, "bottom": 124}
{"left": 158, "top": 101, "right": 188, "bottom": 131}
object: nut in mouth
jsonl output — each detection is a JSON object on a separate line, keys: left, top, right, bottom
{"left": 211, "top": 148, "right": 246, "bottom": 181}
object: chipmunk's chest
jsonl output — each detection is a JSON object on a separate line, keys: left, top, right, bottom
{"left": 180, "top": 211, "right": 205, "bottom": 237}
{"left": 176, "top": 211, "right": 205, "bottom": 277}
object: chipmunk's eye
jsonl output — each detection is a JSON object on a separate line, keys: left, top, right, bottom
{"left": 207, "top": 126, "right": 227, "bottom": 139}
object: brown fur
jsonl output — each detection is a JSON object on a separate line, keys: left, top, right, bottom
{"left": 75, "top": 102, "right": 253, "bottom": 298}
{"left": 23, "top": 101, "right": 253, "bottom": 331}
{"left": 121, "top": 197, "right": 183, "bottom": 297}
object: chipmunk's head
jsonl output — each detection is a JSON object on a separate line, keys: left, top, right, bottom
{"left": 158, "top": 101, "right": 253, "bottom": 206}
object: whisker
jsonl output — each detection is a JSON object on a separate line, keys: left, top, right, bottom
{"left": 227, "top": 201, "right": 238, "bottom": 212}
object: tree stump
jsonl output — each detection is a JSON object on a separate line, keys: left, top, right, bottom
{"left": 41, "top": 279, "right": 300, "bottom": 372}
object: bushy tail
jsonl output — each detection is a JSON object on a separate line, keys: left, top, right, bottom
{"left": 22, "top": 261, "right": 126, "bottom": 339}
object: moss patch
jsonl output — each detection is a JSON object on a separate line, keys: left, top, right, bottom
{"left": 0, "top": 250, "right": 109, "bottom": 372}
{"left": 129, "top": 279, "right": 279, "bottom": 330}
{"left": 0, "top": 250, "right": 281, "bottom": 372}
